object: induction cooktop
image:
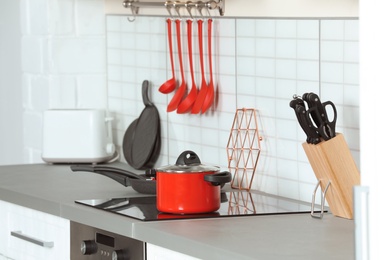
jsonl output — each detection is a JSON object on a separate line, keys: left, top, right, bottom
{"left": 75, "top": 191, "right": 324, "bottom": 221}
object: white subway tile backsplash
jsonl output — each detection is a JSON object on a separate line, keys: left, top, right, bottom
{"left": 47, "top": 0, "right": 75, "bottom": 35}
{"left": 29, "top": 76, "right": 50, "bottom": 111}
{"left": 321, "top": 62, "right": 344, "bottom": 83}
{"left": 275, "top": 39, "right": 296, "bottom": 59}
{"left": 344, "top": 42, "right": 359, "bottom": 62}
{"left": 343, "top": 84, "right": 360, "bottom": 106}
{"left": 278, "top": 178, "right": 299, "bottom": 200}
{"left": 23, "top": 112, "right": 43, "bottom": 149}
{"left": 344, "top": 20, "right": 359, "bottom": 41}
{"left": 75, "top": 0, "right": 106, "bottom": 35}
{"left": 296, "top": 80, "right": 319, "bottom": 95}
{"left": 275, "top": 59, "right": 296, "bottom": 79}
{"left": 276, "top": 20, "right": 296, "bottom": 38}
{"left": 237, "top": 57, "right": 256, "bottom": 76}
{"left": 21, "top": 36, "right": 48, "bottom": 73}
{"left": 297, "top": 20, "right": 319, "bottom": 39}
{"left": 255, "top": 58, "right": 275, "bottom": 78}
{"left": 278, "top": 159, "right": 299, "bottom": 180}
{"left": 236, "top": 37, "right": 256, "bottom": 56}
{"left": 48, "top": 76, "right": 77, "bottom": 108}
{"left": 321, "top": 20, "right": 344, "bottom": 40}
{"left": 275, "top": 79, "right": 296, "bottom": 98}
{"left": 27, "top": 0, "right": 49, "bottom": 35}
{"left": 344, "top": 63, "right": 359, "bottom": 85}
{"left": 297, "top": 39, "right": 319, "bottom": 60}
{"left": 297, "top": 60, "right": 319, "bottom": 81}
{"left": 236, "top": 19, "right": 256, "bottom": 37}
{"left": 321, "top": 41, "right": 344, "bottom": 62}
{"left": 321, "top": 83, "right": 344, "bottom": 104}
{"left": 255, "top": 20, "right": 275, "bottom": 38}
{"left": 256, "top": 77, "right": 275, "bottom": 97}
{"left": 106, "top": 16, "right": 359, "bottom": 202}
{"left": 236, "top": 76, "right": 256, "bottom": 95}
{"left": 76, "top": 75, "right": 107, "bottom": 108}
{"left": 256, "top": 38, "right": 275, "bottom": 58}
{"left": 51, "top": 37, "right": 106, "bottom": 73}
{"left": 218, "top": 56, "right": 236, "bottom": 75}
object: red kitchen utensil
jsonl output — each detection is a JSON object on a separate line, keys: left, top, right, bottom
{"left": 201, "top": 19, "right": 214, "bottom": 113}
{"left": 159, "top": 19, "right": 176, "bottom": 94}
{"left": 191, "top": 19, "right": 208, "bottom": 114}
{"left": 167, "top": 19, "right": 187, "bottom": 112}
{"left": 177, "top": 19, "right": 198, "bottom": 114}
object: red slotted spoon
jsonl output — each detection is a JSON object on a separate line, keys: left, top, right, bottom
{"left": 177, "top": 19, "right": 198, "bottom": 114}
{"left": 201, "top": 19, "right": 214, "bottom": 113}
{"left": 167, "top": 19, "right": 187, "bottom": 112}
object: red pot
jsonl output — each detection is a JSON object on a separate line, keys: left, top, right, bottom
{"left": 156, "top": 150, "right": 231, "bottom": 214}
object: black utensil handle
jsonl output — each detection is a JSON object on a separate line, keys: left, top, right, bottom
{"left": 323, "top": 101, "right": 337, "bottom": 138}
{"left": 93, "top": 170, "right": 133, "bottom": 187}
{"left": 204, "top": 171, "right": 232, "bottom": 186}
{"left": 142, "top": 80, "right": 153, "bottom": 107}
{"left": 175, "top": 150, "right": 201, "bottom": 166}
{"left": 70, "top": 165, "right": 142, "bottom": 187}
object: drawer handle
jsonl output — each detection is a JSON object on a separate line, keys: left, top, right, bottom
{"left": 10, "top": 231, "right": 54, "bottom": 248}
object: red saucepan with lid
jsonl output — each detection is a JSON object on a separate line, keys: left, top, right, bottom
{"left": 155, "top": 150, "right": 231, "bottom": 214}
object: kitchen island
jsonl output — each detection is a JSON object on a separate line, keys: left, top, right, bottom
{"left": 0, "top": 163, "right": 354, "bottom": 259}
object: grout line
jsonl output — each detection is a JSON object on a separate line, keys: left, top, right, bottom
{"left": 319, "top": 20, "right": 322, "bottom": 96}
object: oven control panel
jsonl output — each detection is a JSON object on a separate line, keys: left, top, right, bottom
{"left": 71, "top": 221, "right": 144, "bottom": 260}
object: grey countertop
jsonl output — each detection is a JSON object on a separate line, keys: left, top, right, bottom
{"left": 0, "top": 163, "right": 354, "bottom": 260}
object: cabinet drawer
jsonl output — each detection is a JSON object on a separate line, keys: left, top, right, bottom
{"left": 1, "top": 200, "right": 69, "bottom": 260}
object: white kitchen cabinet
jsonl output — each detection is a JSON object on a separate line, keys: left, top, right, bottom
{"left": 147, "top": 243, "right": 200, "bottom": 260}
{"left": 0, "top": 200, "right": 70, "bottom": 260}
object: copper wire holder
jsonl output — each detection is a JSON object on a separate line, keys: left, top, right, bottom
{"left": 226, "top": 108, "right": 262, "bottom": 191}
{"left": 228, "top": 191, "right": 256, "bottom": 215}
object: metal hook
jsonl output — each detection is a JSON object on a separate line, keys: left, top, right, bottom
{"left": 127, "top": 3, "right": 138, "bottom": 22}
{"left": 165, "top": 1, "right": 174, "bottom": 19}
{"left": 196, "top": 1, "right": 204, "bottom": 19}
{"left": 186, "top": 1, "right": 194, "bottom": 20}
{"left": 173, "top": 1, "right": 182, "bottom": 19}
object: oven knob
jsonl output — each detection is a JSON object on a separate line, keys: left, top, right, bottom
{"left": 81, "top": 240, "right": 97, "bottom": 255}
{"left": 112, "top": 249, "right": 126, "bottom": 260}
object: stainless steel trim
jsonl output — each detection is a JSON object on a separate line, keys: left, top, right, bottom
{"left": 10, "top": 231, "right": 54, "bottom": 248}
{"left": 311, "top": 180, "right": 331, "bottom": 219}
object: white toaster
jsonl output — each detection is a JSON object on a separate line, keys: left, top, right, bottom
{"left": 42, "top": 109, "right": 116, "bottom": 163}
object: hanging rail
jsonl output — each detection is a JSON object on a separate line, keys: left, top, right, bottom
{"left": 123, "top": 0, "right": 225, "bottom": 17}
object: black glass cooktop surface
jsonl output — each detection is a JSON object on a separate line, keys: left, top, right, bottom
{"left": 75, "top": 191, "right": 323, "bottom": 221}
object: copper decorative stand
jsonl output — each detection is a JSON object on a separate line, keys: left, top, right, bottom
{"left": 226, "top": 108, "right": 262, "bottom": 191}
{"left": 228, "top": 191, "right": 256, "bottom": 215}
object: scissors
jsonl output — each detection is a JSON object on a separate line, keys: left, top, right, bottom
{"left": 302, "top": 92, "right": 337, "bottom": 141}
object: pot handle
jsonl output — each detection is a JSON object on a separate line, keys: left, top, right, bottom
{"left": 175, "top": 150, "right": 201, "bottom": 165}
{"left": 204, "top": 171, "right": 232, "bottom": 186}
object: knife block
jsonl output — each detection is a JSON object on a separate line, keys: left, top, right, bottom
{"left": 302, "top": 133, "right": 360, "bottom": 219}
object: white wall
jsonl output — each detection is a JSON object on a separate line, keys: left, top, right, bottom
{"left": 360, "top": 1, "right": 390, "bottom": 259}
{"left": 0, "top": 0, "right": 24, "bottom": 165}
{"left": 18, "top": 0, "right": 107, "bottom": 163}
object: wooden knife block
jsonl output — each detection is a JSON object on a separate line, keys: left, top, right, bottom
{"left": 302, "top": 133, "right": 360, "bottom": 219}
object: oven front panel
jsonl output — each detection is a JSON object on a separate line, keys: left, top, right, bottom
{"left": 70, "top": 221, "right": 144, "bottom": 260}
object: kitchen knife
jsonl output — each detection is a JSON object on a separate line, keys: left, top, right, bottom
{"left": 290, "top": 98, "right": 321, "bottom": 144}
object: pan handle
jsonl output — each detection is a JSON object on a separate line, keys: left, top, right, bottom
{"left": 70, "top": 165, "right": 143, "bottom": 187}
{"left": 204, "top": 171, "right": 232, "bottom": 186}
